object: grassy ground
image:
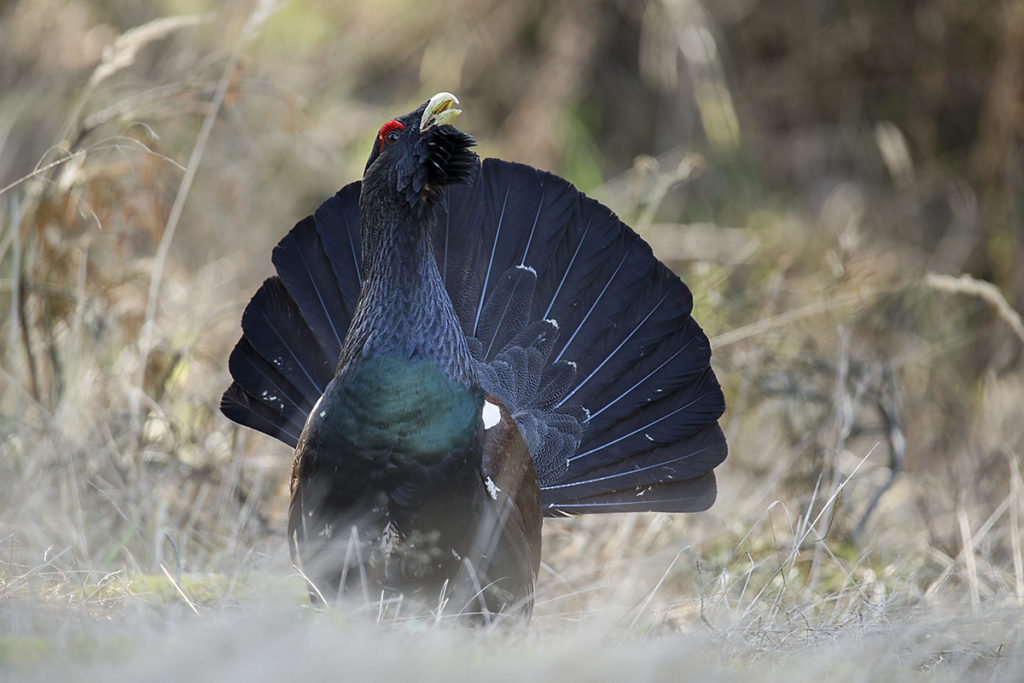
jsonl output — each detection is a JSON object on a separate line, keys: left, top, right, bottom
{"left": 2, "top": 1, "right": 1024, "bottom": 680}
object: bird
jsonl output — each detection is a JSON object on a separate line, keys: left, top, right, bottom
{"left": 221, "top": 92, "right": 727, "bottom": 619}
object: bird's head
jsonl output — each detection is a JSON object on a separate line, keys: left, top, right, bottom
{"left": 362, "top": 92, "right": 478, "bottom": 215}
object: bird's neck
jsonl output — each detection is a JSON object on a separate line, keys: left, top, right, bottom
{"left": 338, "top": 200, "right": 476, "bottom": 385}
{"left": 308, "top": 197, "right": 483, "bottom": 481}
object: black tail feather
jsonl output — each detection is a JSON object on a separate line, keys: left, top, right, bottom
{"left": 567, "top": 367, "right": 725, "bottom": 478}
{"left": 240, "top": 277, "right": 333, "bottom": 397}
{"left": 221, "top": 382, "right": 303, "bottom": 447}
{"left": 545, "top": 470, "right": 719, "bottom": 515}
{"left": 307, "top": 183, "right": 364, "bottom": 315}
{"left": 227, "top": 337, "right": 311, "bottom": 425}
{"left": 272, "top": 217, "right": 347, "bottom": 366}
{"left": 541, "top": 423, "right": 726, "bottom": 510}
{"left": 436, "top": 163, "right": 577, "bottom": 338}
{"left": 221, "top": 184, "right": 365, "bottom": 444}
{"left": 271, "top": 182, "right": 364, "bottom": 370}
{"left": 580, "top": 316, "right": 711, "bottom": 425}
{"left": 434, "top": 160, "right": 726, "bottom": 512}
{"left": 225, "top": 276, "right": 332, "bottom": 442}
{"left": 474, "top": 264, "right": 537, "bottom": 362}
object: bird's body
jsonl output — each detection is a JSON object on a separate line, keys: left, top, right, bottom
{"left": 289, "top": 147, "right": 540, "bottom": 613}
{"left": 222, "top": 93, "right": 726, "bottom": 619}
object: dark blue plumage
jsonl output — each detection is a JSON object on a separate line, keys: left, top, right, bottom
{"left": 224, "top": 161, "right": 726, "bottom": 502}
{"left": 220, "top": 93, "right": 726, "bottom": 614}
{"left": 223, "top": 161, "right": 727, "bottom": 512}
{"left": 433, "top": 160, "right": 727, "bottom": 513}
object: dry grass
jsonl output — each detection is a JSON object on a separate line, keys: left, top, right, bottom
{"left": 2, "top": 0, "right": 1024, "bottom": 680}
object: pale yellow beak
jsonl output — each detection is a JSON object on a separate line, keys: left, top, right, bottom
{"left": 420, "top": 92, "right": 462, "bottom": 132}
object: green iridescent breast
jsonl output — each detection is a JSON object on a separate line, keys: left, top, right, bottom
{"left": 312, "top": 355, "right": 482, "bottom": 468}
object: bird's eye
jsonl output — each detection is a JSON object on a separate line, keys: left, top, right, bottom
{"left": 377, "top": 119, "right": 406, "bottom": 151}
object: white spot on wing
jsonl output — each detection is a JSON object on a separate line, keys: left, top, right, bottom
{"left": 482, "top": 400, "right": 501, "bottom": 429}
{"left": 484, "top": 476, "right": 501, "bottom": 500}
{"left": 515, "top": 264, "right": 537, "bottom": 275}
{"left": 303, "top": 394, "right": 327, "bottom": 430}
{"left": 544, "top": 318, "right": 559, "bottom": 330}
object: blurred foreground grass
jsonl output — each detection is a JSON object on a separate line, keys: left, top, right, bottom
{"left": 2, "top": 0, "right": 1023, "bottom": 680}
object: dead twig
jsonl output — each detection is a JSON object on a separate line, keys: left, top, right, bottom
{"left": 159, "top": 563, "right": 200, "bottom": 615}
{"left": 925, "top": 272, "right": 1024, "bottom": 346}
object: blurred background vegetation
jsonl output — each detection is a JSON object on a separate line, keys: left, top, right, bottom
{"left": 1, "top": 0, "right": 1023, "bottom": 676}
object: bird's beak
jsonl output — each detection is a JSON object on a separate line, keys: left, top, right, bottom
{"left": 420, "top": 92, "right": 462, "bottom": 133}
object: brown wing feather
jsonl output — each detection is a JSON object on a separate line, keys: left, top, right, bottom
{"left": 479, "top": 394, "right": 542, "bottom": 578}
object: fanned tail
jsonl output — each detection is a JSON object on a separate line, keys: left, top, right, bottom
{"left": 437, "top": 160, "right": 726, "bottom": 515}
{"left": 223, "top": 159, "right": 726, "bottom": 515}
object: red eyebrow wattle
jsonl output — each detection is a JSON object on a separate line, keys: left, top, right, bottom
{"left": 377, "top": 119, "right": 405, "bottom": 149}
